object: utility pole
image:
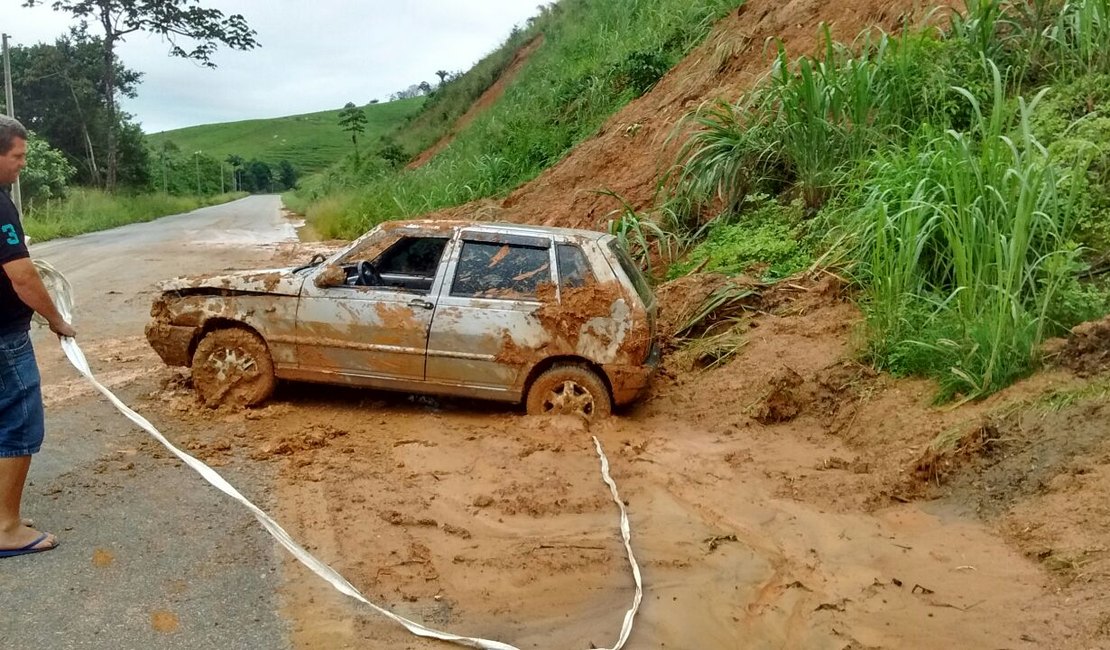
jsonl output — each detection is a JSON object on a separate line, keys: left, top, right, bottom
{"left": 2, "top": 34, "right": 23, "bottom": 215}
{"left": 194, "top": 151, "right": 201, "bottom": 195}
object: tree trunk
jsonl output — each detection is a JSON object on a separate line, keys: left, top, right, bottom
{"left": 63, "top": 74, "right": 101, "bottom": 186}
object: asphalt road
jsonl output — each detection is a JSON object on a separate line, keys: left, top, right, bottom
{"left": 0, "top": 196, "right": 299, "bottom": 649}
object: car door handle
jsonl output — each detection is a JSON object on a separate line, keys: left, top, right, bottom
{"left": 408, "top": 298, "right": 435, "bottom": 310}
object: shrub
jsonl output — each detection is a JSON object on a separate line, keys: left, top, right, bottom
{"left": 612, "top": 50, "right": 670, "bottom": 97}
{"left": 21, "top": 133, "right": 76, "bottom": 202}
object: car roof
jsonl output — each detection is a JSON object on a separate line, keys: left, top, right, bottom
{"left": 382, "top": 219, "right": 611, "bottom": 242}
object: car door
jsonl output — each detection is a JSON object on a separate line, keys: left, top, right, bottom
{"left": 425, "top": 231, "right": 555, "bottom": 397}
{"left": 295, "top": 232, "right": 453, "bottom": 383}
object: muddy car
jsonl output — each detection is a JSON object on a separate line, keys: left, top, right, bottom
{"left": 145, "top": 220, "right": 659, "bottom": 418}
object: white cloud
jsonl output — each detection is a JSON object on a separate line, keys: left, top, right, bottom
{"left": 7, "top": 0, "right": 541, "bottom": 133}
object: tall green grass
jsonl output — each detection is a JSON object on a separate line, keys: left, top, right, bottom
{"left": 949, "top": 0, "right": 1110, "bottom": 82}
{"left": 844, "top": 63, "right": 1086, "bottom": 399}
{"left": 22, "top": 189, "right": 247, "bottom": 242}
{"left": 663, "top": 0, "right": 1110, "bottom": 398}
{"left": 669, "top": 26, "right": 990, "bottom": 220}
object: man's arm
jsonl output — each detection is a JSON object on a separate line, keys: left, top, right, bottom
{"left": 2, "top": 257, "right": 76, "bottom": 337}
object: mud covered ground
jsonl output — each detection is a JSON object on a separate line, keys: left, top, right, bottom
{"left": 59, "top": 237, "right": 1107, "bottom": 649}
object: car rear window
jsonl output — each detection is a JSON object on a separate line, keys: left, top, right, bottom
{"left": 451, "top": 241, "right": 552, "bottom": 300}
{"left": 557, "top": 244, "right": 594, "bottom": 289}
{"left": 607, "top": 239, "right": 653, "bottom": 307}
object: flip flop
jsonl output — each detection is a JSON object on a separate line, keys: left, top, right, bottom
{"left": 0, "top": 533, "right": 57, "bottom": 558}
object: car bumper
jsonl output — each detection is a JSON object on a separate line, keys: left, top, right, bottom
{"left": 145, "top": 322, "right": 197, "bottom": 367}
{"left": 606, "top": 342, "right": 661, "bottom": 406}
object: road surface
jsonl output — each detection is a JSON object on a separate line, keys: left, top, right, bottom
{"left": 0, "top": 196, "right": 299, "bottom": 650}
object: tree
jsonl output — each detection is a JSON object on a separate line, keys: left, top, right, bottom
{"left": 417, "top": 80, "right": 432, "bottom": 95}
{"left": 24, "top": 0, "right": 258, "bottom": 191}
{"left": 277, "top": 160, "right": 297, "bottom": 190}
{"left": 114, "top": 120, "right": 151, "bottom": 189}
{"left": 224, "top": 153, "right": 243, "bottom": 191}
{"left": 337, "top": 102, "right": 367, "bottom": 162}
{"left": 8, "top": 30, "right": 141, "bottom": 186}
{"left": 243, "top": 159, "right": 272, "bottom": 193}
{"left": 435, "top": 69, "right": 448, "bottom": 84}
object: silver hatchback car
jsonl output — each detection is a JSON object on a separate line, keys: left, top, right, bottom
{"left": 146, "top": 220, "right": 659, "bottom": 418}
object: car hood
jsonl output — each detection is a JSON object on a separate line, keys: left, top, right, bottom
{"left": 157, "top": 268, "right": 306, "bottom": 297}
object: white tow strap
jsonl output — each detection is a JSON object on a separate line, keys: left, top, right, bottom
{"left": 35, "top": 260, "right": 643, "bottom": 650}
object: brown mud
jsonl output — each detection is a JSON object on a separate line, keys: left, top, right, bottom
{"left": 1055, "top": 314, "right": 1110, "bottom": 377}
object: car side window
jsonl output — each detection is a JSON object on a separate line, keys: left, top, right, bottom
{"left": 557, "top": 244, "right": 594, "bottom": 288}
{"left": 451, "top": 241, "right": 552, "bottom": 300}
{"left": 375, "top": 237, "right": 448, "bottom": 277}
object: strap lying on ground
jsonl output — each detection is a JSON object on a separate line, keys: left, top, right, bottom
{"left": 36, "top": 259, "right": 643, "bottom": 650}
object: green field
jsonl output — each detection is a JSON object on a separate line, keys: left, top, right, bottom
{"left": 144, "top": 98, "right": 423, "bottom": 174}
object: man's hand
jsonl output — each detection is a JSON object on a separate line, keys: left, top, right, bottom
{"left": 49, "top": 319, "right": 76, "bottom": 338}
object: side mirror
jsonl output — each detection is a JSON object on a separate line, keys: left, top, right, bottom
{"left": 314, "top": 264, "right": 347, "bottom": 288}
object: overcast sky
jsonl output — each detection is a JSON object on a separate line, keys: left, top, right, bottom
{"left": 6, "top": 1, "right": 541, "bottom": 133}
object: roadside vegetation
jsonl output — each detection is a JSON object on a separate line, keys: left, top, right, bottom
{"left": 22, "top": 189, "right": 247, "bottom": 243}
{"left": 5, "top": 3, "right": 264, "bottom": 239}
{"left": 652, "top": 0, "right": 1110, "bottom": 400}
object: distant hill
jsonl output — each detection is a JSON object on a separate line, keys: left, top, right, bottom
{"left": 144, "top": 98, "right": 423, "bottom": 174}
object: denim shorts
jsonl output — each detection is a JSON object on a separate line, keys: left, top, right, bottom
{"left": 0, "top": 330, "right": 45, "bottom": 457}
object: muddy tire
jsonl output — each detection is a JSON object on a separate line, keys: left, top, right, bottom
{"left": 191, "top": 328, "right": 276, "bottom": 408}
{"left": 526, "top": 364, "right": 612, "bottom": 419}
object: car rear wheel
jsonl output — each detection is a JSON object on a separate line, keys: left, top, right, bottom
{"left": 192, "top": 328, "right": 276, "bottom": 408}
{"left": 526, "top": 364, "right": 612, "bottom": 419}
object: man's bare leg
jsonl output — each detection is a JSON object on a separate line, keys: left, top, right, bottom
{"left": 0, "top": 456, "right": 55, "bottom": 550}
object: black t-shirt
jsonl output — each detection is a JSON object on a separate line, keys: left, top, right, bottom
{"left": 0, "top": 188, "right": 33, "bottom": 335}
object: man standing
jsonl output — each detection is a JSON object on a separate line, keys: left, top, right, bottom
{"left": 0, "top": 115, "right": 76, "bottom": 558}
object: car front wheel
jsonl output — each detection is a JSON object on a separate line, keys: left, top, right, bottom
{"left": 526, "top": 364, "right": 612, "bottom": 419}
{"left": 191, "top": 328, "right": 276, "bottom": 408}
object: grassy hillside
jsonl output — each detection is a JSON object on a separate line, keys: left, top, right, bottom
{"left": 144, "top": 98, "right": 423, "bottom": 174}
{"left": 287, "top": 0, "right": 745, "bottom": 235}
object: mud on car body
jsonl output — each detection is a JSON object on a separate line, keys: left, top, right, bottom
{"left": 146, "top": 220, "right": 659, "bottom": 418}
